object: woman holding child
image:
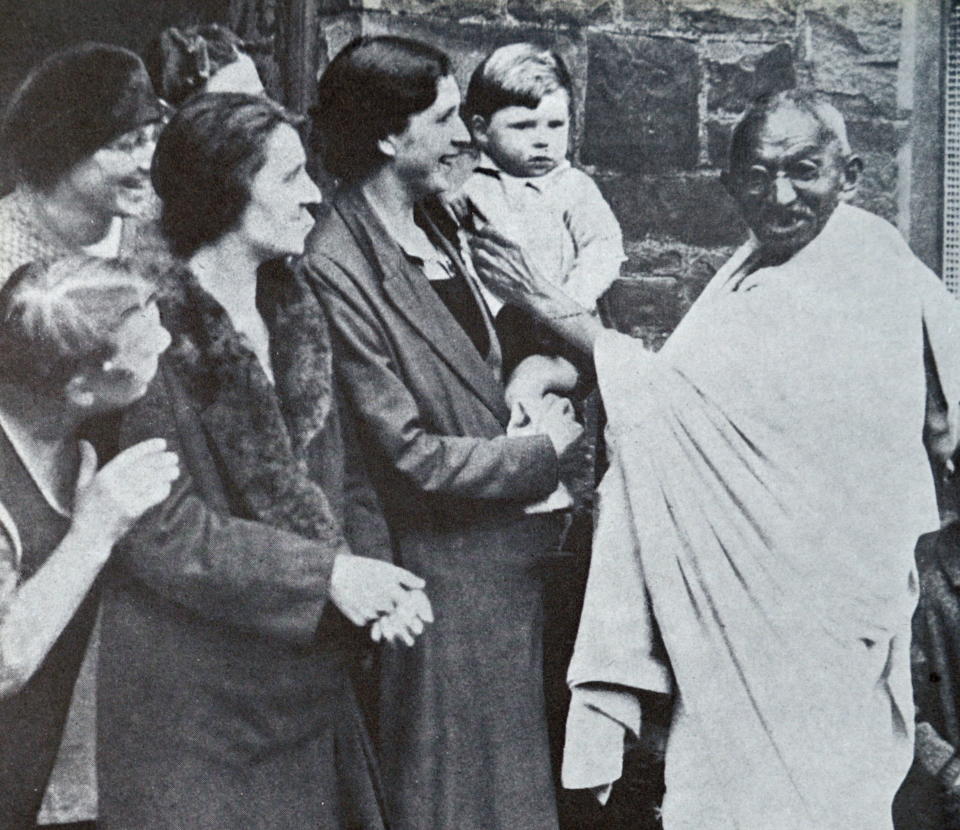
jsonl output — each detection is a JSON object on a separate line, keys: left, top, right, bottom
{"left": 305, "top": 35, "right": 583, "bottom": 830}
{"left": 96, "top": 92, "right": 431, "bottom": 829}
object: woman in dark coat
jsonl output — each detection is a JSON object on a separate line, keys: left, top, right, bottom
{"left": 304, "top": 37, "right": 583, "bottom": 830}
{"left": 96, "top": 92, "right": 432, "bottom": 830}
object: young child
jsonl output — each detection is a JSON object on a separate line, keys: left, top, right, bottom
{"left": 456, "top": 43, "right": 620, "bottom": 513}
{"left": 459, "top": 42, "right": 625, "bottom": 342}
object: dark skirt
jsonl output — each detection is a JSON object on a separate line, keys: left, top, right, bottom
{"left": 377, "top": 513, "right": 563, "bottom": 830}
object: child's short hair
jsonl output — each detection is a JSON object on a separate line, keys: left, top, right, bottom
{"left": 464, "top": 43, "right": 572, "bottom": 123}
{"left": 0, "top": 255, "right": 152, "bottom": 393}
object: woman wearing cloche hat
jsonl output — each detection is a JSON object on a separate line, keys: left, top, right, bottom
{"left": 0, "top": 41, "right": 167, "bottom": 286}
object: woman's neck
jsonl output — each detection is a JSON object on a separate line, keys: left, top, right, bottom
{"left": 188, "top": 237, "right": 275, "bottom": 383}
{"left": 361, "top": 169, "right": 423, "bottom": 248}
{"left": 188, "top": 236, "right": 262, "bottom": 321}
{"left": 22, "top": 184, "right": 114, "bottom": 249}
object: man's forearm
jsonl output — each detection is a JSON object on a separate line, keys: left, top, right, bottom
{"left": 528, "top": 283, "right": 605, "bottom": 357}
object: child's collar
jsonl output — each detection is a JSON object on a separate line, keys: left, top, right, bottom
{"left": 473, "top": 153, "right": 571, "bottom": 191}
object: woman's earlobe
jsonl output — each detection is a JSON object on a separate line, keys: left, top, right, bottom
{"left": 65, "top": 375, "right": 96, "bottom": 409}
{"left": 377, "top": 136, "right": 397, "bottom": 159}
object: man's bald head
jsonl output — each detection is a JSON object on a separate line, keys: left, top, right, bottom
{"left": 723, "top": 89, "right": 862, "bottom": 262}
{"left": 729, "top": 90, "right": 851, "bottom": 171}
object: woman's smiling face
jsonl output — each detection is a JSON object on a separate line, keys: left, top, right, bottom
{"left": 234, "top": 122, "right": 321, "bottom": 259}
{"left": 384, "top": 75, "right": 470, "bottom": 200}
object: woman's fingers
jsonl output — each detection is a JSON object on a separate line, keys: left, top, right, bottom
{"left": 105, "top": 437, "right": 169, "bottom": 467}
{"left": 369, "top": 588, "right": 433, "bottom": 647}
{"left": 390, "top": 564, "right": 426, "bottom": 591}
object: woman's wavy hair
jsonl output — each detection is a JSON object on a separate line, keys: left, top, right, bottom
{"left": 310, "top": 36, "right": 451, "bottom": 183}
{"left": 151, "top": 92, "right": 303, "bottom": 258}
{"left": 0, "top": 255, "right": 151, "bottom": 393}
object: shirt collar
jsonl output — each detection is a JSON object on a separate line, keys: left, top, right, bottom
{"left": 474, "top": 154, "right": 570, "bottom": 194}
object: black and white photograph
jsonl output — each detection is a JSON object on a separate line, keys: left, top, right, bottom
{"left": 0, "top": 1, "right": 953, "bottom": 828}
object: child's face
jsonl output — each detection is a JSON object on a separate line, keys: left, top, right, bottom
{"left": 474, "top": 88, "right": 570, "bottom": 178}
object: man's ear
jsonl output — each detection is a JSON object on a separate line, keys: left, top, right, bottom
{"left": 64, "top": 373, "right": 96, "bottom": 410}
{"left": 839, "top": 154, "right": 863, "bottom": 201}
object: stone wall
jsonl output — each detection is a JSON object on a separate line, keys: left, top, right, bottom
{"left": 236, "top": 0, "right": 911, "bottom": 340}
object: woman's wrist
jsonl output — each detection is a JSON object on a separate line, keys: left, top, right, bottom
{"left": 61, "top": 524, "right": 118, "bottom": 569}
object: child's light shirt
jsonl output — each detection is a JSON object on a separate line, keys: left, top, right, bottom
{"left": 459, "top": 156, "right": 626, "bottom": 309}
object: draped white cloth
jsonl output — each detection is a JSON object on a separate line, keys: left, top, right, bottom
{"left": 564, "top": 205, "right": 960, "bottom": 829}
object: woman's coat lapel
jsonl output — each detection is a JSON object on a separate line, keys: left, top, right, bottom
{"left": 333, "top": 187, "right": 511, "bottom": 427}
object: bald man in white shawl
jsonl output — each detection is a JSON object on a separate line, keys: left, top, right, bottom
{"left": 468, "top": 90, "right": 960, "bottom": 829}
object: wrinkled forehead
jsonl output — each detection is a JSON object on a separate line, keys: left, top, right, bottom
{"left": 734, "top": 105, "right": 840, "bottom": 167}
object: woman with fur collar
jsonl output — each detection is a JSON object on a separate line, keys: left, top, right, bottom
{"left": 97, "top": 92, "right": 432, "bottom": 830}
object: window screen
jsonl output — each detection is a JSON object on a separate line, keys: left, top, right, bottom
{"left": 944, "top": 1, "right": 960, "bottom": 293}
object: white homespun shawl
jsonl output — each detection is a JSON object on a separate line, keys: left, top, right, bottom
{"left": 564, "top": 204, "right": 960, "bottom": 830}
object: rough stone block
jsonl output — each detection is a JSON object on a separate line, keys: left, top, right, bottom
{"left": 372, "top": 0, "right": 500, "bottom": 20}
{"left": 668, "top": 0, "right": 796, "bottom": 37}
{"left": 618, "top": 0, "right": 671, "bottom": 28}
{"left": 596, "top": 170, "right": 747, "bottom": 248}
{"left": 508, "top": 0, "right": 614, "bottom": 27}
{"left": 852, "top": 150, "right": 897, "bottom": 225}
{"left": 802, "top": 0, "right": 902, "bottom": 58}
{"left": 582, "top": 32, "right": 700, "bottom": 173}
{"left": 600, "top": 276, "right": 682, "bottom": 348}
{"left": 845, "top": 118, "right": 904, "bottom": 155}
{"left": 804, "top": 11, "right": 899, "bottom": 119}
{"left": 706, "top": 42, "right": 796, "bottom": 114}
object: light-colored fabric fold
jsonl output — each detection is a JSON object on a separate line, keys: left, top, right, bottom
{"left": 565, "top": 205, "right": 960, "bottom": 829}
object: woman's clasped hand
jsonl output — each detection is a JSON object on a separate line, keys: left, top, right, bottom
{"left": 329, "top": 554, "right": 433, "bottom": 646}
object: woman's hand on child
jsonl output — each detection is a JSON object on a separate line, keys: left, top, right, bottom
{"left": 72, "top": 438, "right": 180, "bottom": 555}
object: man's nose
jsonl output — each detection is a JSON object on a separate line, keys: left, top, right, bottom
{"left": 771, "top": 173, "right": 797, "bottom": 205}
{"left": 150, "top": 322, "right": 172, "bottom": 356}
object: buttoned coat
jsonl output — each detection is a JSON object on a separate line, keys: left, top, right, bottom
{"left": 302, "top": 187, "right": 563, "bottom": 830}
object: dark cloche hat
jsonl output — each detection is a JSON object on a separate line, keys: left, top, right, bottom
{"left": 1, "top": 41, "right": 165, "bottom": 191}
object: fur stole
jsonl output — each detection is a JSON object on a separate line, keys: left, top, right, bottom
{"left": 156, "top": 257, "right": 343, "bottom": 543}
